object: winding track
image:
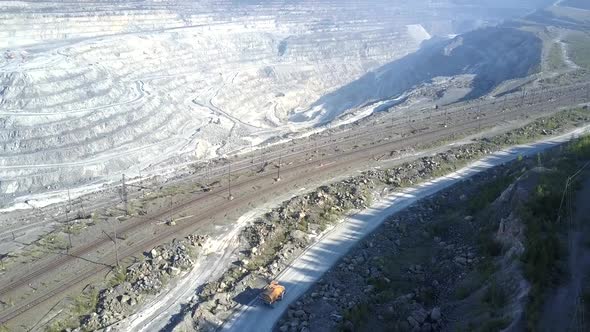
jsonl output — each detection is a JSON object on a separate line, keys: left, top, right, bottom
{"left": 0, "top": 81, "right": 589, "bottom": 325}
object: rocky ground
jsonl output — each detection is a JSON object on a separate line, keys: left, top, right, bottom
{"left": 170, "top": 145, "right": 493, "bottom": 331}
{"left": 16, "top": 107, "right": 588, "bottom": 331}
{"left": 165, "top": 108, "right": 590, "bottom": 331}
{"left": 272, "top": 161, "right": 538, "bottom": 332}
{"left": 78, "top": 234, "right": 207, "bottom": 331}
{"left": 273, "top": 135, "right": 590, "bottom": 332}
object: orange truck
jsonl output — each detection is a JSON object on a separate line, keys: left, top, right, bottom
{"left": 260, "top": 281, "right": 286, "bottom": 306}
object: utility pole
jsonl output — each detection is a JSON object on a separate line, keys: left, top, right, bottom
{"left": 276, "top": 152, "right": 282, "bottom": 182}
{"left": 113, "top": 221, "right": 119, "bottom": 267}
{"left": 477, "top": 102, "right": 482, "bottom": 131}
{"left": 121, "top": 174, "right": 128, "bottom": 215}
{"left": 228, "top": 163, "right": 234, "bottom": 200}
{"left": 66, "top": 189, "right": 72, "bottom": 251}
{"left": 78, "top": 196, "right": 86, "bottom": 219}
{"left": 138, "top": 169, "right": 144, "bottom": 199}
{"left": 0, "top": 253, "right": 5, "bottom": 271}
{"left": 318, "top": 141, "right": 323, "bottom": 166}
{"left": 204, "top": 162, "right": 209, "bottom": 184}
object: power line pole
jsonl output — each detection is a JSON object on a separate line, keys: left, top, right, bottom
{"left": 78, "top": 196, "right": 86, "bottom": 219}
{"left": 66, "top": 189, "right": 72, "bottom": 252}
{"left": 478, "top": 102, "right": 482, "bottom": 131}
{"left": 276, "top": 152, "right": 282, "bottom": 182}
{"left": 121, "top": 174, "right": 128, "bottom": 215}
{"left": 113, "top": 221, "right": 119, "bottom": 267}
{"left": 228, "top": 163, "right": 234, "bottom": 201}
{"left": 139, "top": 169, "right": 145, "bottom": 199}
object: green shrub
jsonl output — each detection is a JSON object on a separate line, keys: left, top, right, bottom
{"left": 342, "top": 302, "right": 370, "bottom": 331}
{"left": 568, "top": 134, "right": 590, "bottom": 159}
{"left": 468, "top": 176, "right": 514, "bottom": 214}
{"left": 521, "top": 170, "right": 570, "bottom": 330}
{"left": 566, "top": 34, "right": 590, "bottom": 70}
{"left": 478, "top": 318, "right": 510, "bottom": 332}
{"left": 483, "top": 281, "right": 508, "bottom": 310}
{"left": 482, "top": 238, "right": 503, "bottom": 257}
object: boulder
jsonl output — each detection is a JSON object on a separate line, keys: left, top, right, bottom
{"left": 411, "top": 308, "right": 428, "bottom": 324}
{"left": 407, "top": 316, "right": 420, "bottom": 329}
{"left": 342, "top": 320, "right": 354, "bottom": 331}
{"left": 430, "top": 307, "right": 441, "bottom": 321}
{"left": 149, "top": 249, "right": 159, "bottom": 258}
{"left": 291, "top": 230, "right": 308, "bottom": 242}
{"left": 294, "top": 309, "right": 306, "bottom": 318}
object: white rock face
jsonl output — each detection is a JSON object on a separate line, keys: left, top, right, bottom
{"left": 0, "top": 0, "right": 551, "bottom": 206}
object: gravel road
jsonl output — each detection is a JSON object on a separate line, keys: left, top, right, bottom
{"left": 223, "top": 125, "right": 590, "bottom": 332}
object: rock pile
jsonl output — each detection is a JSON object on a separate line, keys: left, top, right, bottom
{"left": 273, "top": 159, "right": 526, "bottom": 331}
{"left": 406, "top": 306, "right": 443, "bottom": 331}
{"left": 81, "top": 234, "right": 207, "bottom": 330}
{"left": 180, "top": 141, "right": 502, "bottom": 331}
{"left": 175, "top": 131, "right": 557, "bottom": 331}
{"left": 187, "top": 169, "right": 379, "bottom": 330}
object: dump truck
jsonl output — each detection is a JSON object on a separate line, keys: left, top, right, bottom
{"left": 260, "top": 281, "right": 286, "bottom": 306}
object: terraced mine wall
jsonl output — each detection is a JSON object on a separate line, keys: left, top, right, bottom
{"left": 0, "top": 0, "right": 554, "bottom": 206}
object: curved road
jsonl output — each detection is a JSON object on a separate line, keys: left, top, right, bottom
{"left": 223, "top": 125, "right": 590, "bottom": 332}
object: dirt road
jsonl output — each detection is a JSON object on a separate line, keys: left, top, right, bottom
{"left": 222, "top": 126, "right": 590, "bottom": 332}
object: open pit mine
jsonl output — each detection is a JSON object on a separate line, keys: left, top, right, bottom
{"left": 0, "top": 0, "right": 553, "bottom": 209}
{"left": 4, "top": 0, "right": 590, "bottom": 332}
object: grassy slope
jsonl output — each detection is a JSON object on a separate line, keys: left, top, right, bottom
{"left": 547, "top": 42, "right": 566, "bottom": 71}
{"left": 566, "top": 33, "right": 590, "bottom": 70}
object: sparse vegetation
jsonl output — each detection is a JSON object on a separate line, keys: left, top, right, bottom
{"left": 519, "top": 135, "right": 590, "bottom": 330}
{"left": 246, "top": 229, "right": 288, "bottom": 271}
{"left": 569, "top": 133, "right": 590, "bottom": 159}
{"left": 453, "top": 260, "right": 498, "bottom": 301}
{"left": 478, "top": 318, "right": 511, "bottom": 332}
{"left": 107, "top": 266, "right": 128, "bottom": 288}
{"left": 566, "top": 33, "right": 590, "bottom": 70}
{"left": 45, "top": 319, "right": 75, "bottom": 332}
{"left": 482, "top": 281, "right": 508, "bottom": 311}
{"left": 341, "top": 302, "right": 370, "bottom": 330}
{"left": 547, "top": 43, "right": 566, "bottom": 71}
{"left": 468, "top": 175, "right": 515, "bottom": 214}
{"left": 521, "top": 184, "right": 566, "bottom": 331}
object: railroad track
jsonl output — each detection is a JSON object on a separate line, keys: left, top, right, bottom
{"left": 1, "top": 81, "right": 589, "bottom": 324}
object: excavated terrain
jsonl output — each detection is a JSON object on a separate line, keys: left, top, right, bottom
{"left": 2, "top": 1, "right": 588, "bottom": 331}
{"left": 0, "top": 0, "right": 554, "bottom": 207}
{"left": 271, "top": 136, "right": 590, "bottom": 332}
{"left": 164, "top": 108, "right": 590, "bottom": 332}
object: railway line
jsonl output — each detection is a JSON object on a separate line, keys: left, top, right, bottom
{"left": 1, "top": 81, "right": 589, "bottom": 326}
